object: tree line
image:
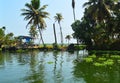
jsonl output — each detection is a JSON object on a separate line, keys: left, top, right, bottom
{"left": 71, "top": 0, "right": 120, "bottom": 50}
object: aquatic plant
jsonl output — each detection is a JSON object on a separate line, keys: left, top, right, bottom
{"left": 117, "top": 60, "right": 120, "bottom": 63}
{"left": 103, "top": 59, "right": 114, "bottom": 66}
{"left": 83, "top": 53, "right": 119, "bottom": 67}
{"left": 83, "top": 57, "right": 93, "bottom": 63}
{"left": 98, "top": 57, "right": 106, "bottom": 61}
{"left": 93, "top": 62, "right": 105, "bottom": 67}
{"left": 110, "top": 55, "right": 120, "bottom": 59}
{"left": 88, "top": 54, "right": 96, "bottom": 58}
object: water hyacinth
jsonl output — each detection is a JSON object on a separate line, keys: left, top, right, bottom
{"left": 83, "top": 58, "right": 93, "bottom": 63}
{"left": 93, "top": 62, "right": 105, "bottom": 67}
{"left": 110, "top": 55, "right": 120, "bottom": 59}
{"left": 103, "top": 59, "right": 114, "bottom": 66}
{"left": 117, "top": 60, "right": 120, "bottom": 63}
{"left": 88, "top": 54, "right": 96, "bottom": 58}
{"left": 82, "top": 54, "right": 120, "bottom": 67}
{"left": 93, "top": 59, "right": 114, "bottom": 67}
{"left": 98, "top": 57, "right": 106, "bottom": 61}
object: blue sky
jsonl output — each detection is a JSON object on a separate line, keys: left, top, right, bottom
{"left": 0, "top": 0, "right": 87, "bottom": 44}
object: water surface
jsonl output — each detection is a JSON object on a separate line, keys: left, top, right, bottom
{"left": 0, "top": 50, "right": 120, "bottom": 83}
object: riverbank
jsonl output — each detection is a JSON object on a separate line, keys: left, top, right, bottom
{"left": 1, "top": 44, "right": 120, "bottom": 53}
{"left": 0, "top": 44, "right": 87, "bottom": 52}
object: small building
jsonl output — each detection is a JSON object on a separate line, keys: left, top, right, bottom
{"left": 17, "top": 35, "right": 34, "bottom": 47}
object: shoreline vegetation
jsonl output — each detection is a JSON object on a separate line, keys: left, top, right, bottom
{"left": 0, "top": 43, "right": 120, "bottom": 55}
{"left": 0, "top": 44, "right": 86, "bottom": 52}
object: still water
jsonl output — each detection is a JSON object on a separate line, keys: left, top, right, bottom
{"left": 0, "top": 50, "right": 120, "bottom": 83}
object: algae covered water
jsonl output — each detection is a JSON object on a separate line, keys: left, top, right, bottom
{"left": 0, "top": 51, "right": 120, "bottom": 83}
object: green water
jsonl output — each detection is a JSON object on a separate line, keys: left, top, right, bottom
{"left": 0, "top": 51, "right": 120, "bottom": 83}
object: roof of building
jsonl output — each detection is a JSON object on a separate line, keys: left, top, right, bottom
{"left": 18, "top": 36, "right": 34, "bottom": 39}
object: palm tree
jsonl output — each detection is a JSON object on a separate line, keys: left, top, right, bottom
{"left": 65, "top": 35, "right": 71, "bottom": 45}
{"left": 72, "top": 0, "right": 80, "bottom": 44}
{"left": 53, "top": 23, "right": 57, "bottom": 45}
{"left": 72, "top": 0, "right": 76, "bottom": 21}
{"left": 54, "top": 13, "right": 64, "bottom": 46}
{"left": 83, "top": 0, "right": 112, "bottom": 23}
{"left": 82, "top": 0, "right": 119, "bottom": 48}
{"left": 21, "top": 0, "right": 49, "bottom": 47}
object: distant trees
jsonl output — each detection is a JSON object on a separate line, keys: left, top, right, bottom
{"left": 65, "top": 35, "right": 71, "bottom": 45}
{"left": 4, "top": 33, "right": 14, "bottom": 46}
{"left": 0, "top": 27, "right": 15, "bottom": 48}
{"left": 21, "top": 0, "right": 49, "bottom": 47}
{"left": 71, "top": 0, "right": 120, "bottom": 50}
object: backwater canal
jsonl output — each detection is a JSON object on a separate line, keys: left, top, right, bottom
{"left": 0, "top": 50, "right": 120, "bottom": 83}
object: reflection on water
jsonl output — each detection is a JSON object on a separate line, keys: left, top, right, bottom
{"left": 73, "top": 61, "right": 120, "bottom": 83}
{"left": 0, "top": 50, "right": 120, "bottom": 83}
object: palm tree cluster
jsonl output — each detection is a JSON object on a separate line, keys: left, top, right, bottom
{"left": 54, "top": 13, "right": 64, "bottom": 46}
{"left": 71, "top": 0, "right": 120, "bottom": 50}
{"left": 21, "top": 0, "right": 65, "bottom": 48}
{"left": 21, "top": 0, "right": 49, "bottom": 47}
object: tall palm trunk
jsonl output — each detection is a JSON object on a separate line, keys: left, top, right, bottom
{"left": 38, "top": 24, "right": 45, "bottom": 48}
{"left": 59, "top": 22, "right": 63, "bottom": 47}
{"left": 73, "top": 8, "right": 76, "bottom": 21}
{"left": 72, "top": 0, "right": 79, "bottom": 44}
{"left": 72, "top": 0, "right": 76, "bottom": 21}
{"left": 53, "top": 23, "right": 57, "bottom": 45}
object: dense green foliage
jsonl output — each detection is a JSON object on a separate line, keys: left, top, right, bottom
{"left": 71, "top": 0, "right": 120, "bottom": 50}
{"left": 29, "top": 25, "right": 38, "bottom": 38}
{"left": 0, "top": 28, "right": 5, "bottom": 48}
{"left": 0, "top": 27, "right": 14, "bottom": 48}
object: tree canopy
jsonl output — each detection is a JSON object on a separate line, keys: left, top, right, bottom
{"left": 71, "top": 0, "right": 120, "bottom": 50}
